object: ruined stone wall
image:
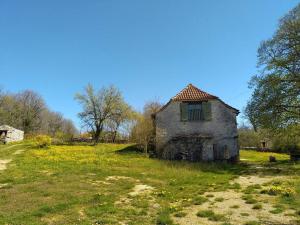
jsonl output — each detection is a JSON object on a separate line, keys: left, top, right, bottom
{"left": 6, "top": 128, "right": 24, "bottom": 143}
{"left": 0, "top": 125, "right": 24, "bottom": 143}
{"left": 155, "top": 100, "right": 239, "bottom": 161}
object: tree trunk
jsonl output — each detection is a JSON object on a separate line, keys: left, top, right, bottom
{"left": 144, "top": 142, "right": 148, "bottom": 155}
{"left": 112, "top": 124, "right": 120, "bottom": 143}
{"left": 93, "top": 127, "right": 102, "bottom": 145}
{"left": 112, "top": 131, "right": 117, "bottom": 143}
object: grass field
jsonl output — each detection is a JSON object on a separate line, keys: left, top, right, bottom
{"left": 0, "top": 143, "right": 299, "bottom": 225}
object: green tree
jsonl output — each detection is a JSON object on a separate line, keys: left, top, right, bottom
{"left": 245, "top": 4, "right": 300, "bottom": 130}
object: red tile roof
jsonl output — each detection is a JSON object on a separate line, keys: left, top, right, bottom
{"left": 153, "top": 84, "right": 239, "bottom": 115}
{"left": 172, "top": 84, "right": 217, "bottom": 101}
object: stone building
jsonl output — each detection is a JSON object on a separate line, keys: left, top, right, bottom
{"left": 153, "top": 84, "right": 239, "bottom": 162}
{"left": 0, "top": 125, "right": 24, "bottom": 144}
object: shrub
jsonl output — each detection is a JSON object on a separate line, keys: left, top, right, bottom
{"left": 52, "top": 131, "right": 74, "bottom": 145}
{"left": 34, "top": 135, "right": 52, "bottom": 148}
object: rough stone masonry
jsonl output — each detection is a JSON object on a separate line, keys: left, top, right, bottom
{"left": 153, "top": 84, "right": 239, "bottom": 162}
{"left": 0, "top": 125, "right": 24, "bottom": 144}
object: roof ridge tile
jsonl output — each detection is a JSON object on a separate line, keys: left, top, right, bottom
{"left": 172, "top": 84, "right": 217, "bottom": 101}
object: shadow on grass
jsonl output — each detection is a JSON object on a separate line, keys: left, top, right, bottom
{"left": 115, "top": 145, "right": 250, "bottom": 175}
{"left": 115, "top": 145, "right": 300, "bottom": 176}
{"left": 115, "top": 144, "right": 144, "bottom": 154}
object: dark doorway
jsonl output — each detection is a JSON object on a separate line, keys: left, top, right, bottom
{"left": 0, "top": 130, "right": 8, "bottom": 144}
{"left": 213, "top": 144, "right": 218, "bottom": 160}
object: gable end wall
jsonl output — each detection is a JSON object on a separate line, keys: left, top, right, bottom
{"left": 155, "top": 100, "right": 239, "bottom": 161}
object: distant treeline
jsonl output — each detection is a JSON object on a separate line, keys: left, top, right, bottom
{"left": 0, "top": 85, "right": 162, "bottom": 149}
{"left": 0, "top": 88, "right": 77, "bottom": 137}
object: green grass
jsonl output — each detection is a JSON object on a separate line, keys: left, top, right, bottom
{"left": 214, "top": 197, "right": 225, "bottom": 202}
{"left": 192, "top": 196, "right": 208, "bottom": 205}
{"left": 252, "top": 204, "right": 263, "bottom": 210}
{"left": 270, "top": 208, "right": 284, "bottom": 214}
{"left": 206, "top": 194, "right": 214, "bottom": 198}
{"left": 196, "top": 210, "right": 225, "bottom": 221}
{"left": 240, "top": 150, "right": 290, "bottom": 162}
{"left": 173, "top": 212, "right": 187, "bottom": 218}
{"left": 242, "top": 195, "right": 258, "bottom": 204}
{"left": 244, "top": 221, "right": 261, "bottom": 225}
{"left": 0, "top": 144, "right": 299, "bottom": 224}
{"left": 0, "top": 143, "right": 235, "bottom": 225}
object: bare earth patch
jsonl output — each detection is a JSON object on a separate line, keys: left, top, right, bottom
{"left": 129, "top": 184, "right": 154, "bottom": 196}
{"left": 232, "top": 175, "right": 284, "bottom": 189}
{"left": 13, "top": 149, "right": 25, "bottom": 155}
{"left": 1, "top": 144, "right": 23, "bottom": 150}
{"left": 78, "top": 207, "right": 86, "bottom": 220}
{"left": 105, "top": 175, "right": 138, "bottom": 182}
{"left": 0, "top": 159, "right": 12, "bottom": 171}
{"left": 109, "top": 176, "right": 158, "bottom": 225}
{"left": 173, "top": 175, "right": 296, "bottom": 225}
{"left": 115, "top": 183, "right": 155, "bottom": 205}
{"left": 0, "top": 183, "right": 8, "bottom": 188}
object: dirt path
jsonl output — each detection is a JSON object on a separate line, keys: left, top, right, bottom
{"left": 173, "top": 175, "right": 297, "bottom": 225}
{"left": 0, "top": 144, "right": 25, "bottom": 172}
{"left": 0, "top": 159, "right": 12, "bottom": 171}
{"left": 1, "top": 143, "right": 23, "bottom": 150}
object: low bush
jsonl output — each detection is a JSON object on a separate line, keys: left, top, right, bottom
{"left": 52, "top": 131, "right": 73, "bottom": 145}
{"left": 34, "top": 135, "right": 52, "bottom": 148}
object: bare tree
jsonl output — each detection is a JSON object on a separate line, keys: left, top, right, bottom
{"left": 41, "top": 111, "right": 64, "bottom": 136}
{"left": 106, "top": 103, "right": 132, "bottom": 142}
{"left": 16, "top": 90, "right": 45, "bottom": 134}
{"left": 130, "top": 101, "right": 162, "bottom": 153}
{"left": 0, "top": 88, "right": 77, "bottom": 136}
{"left": 75, "top": 84, "right": 125, "bottom": 144}
{"left": 0, "top": 92, "right": 22, "bottom": 129}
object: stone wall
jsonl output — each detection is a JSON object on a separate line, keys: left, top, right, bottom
{"left": 155, "top": 100, "right": 239, "bottom": 161}
{"left": 161, "top": 136, "right": 213, "bottom": 161}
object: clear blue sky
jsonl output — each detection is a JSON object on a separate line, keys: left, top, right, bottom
{"left": 0, "top": 0, "right": 299, "bottom": 128}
